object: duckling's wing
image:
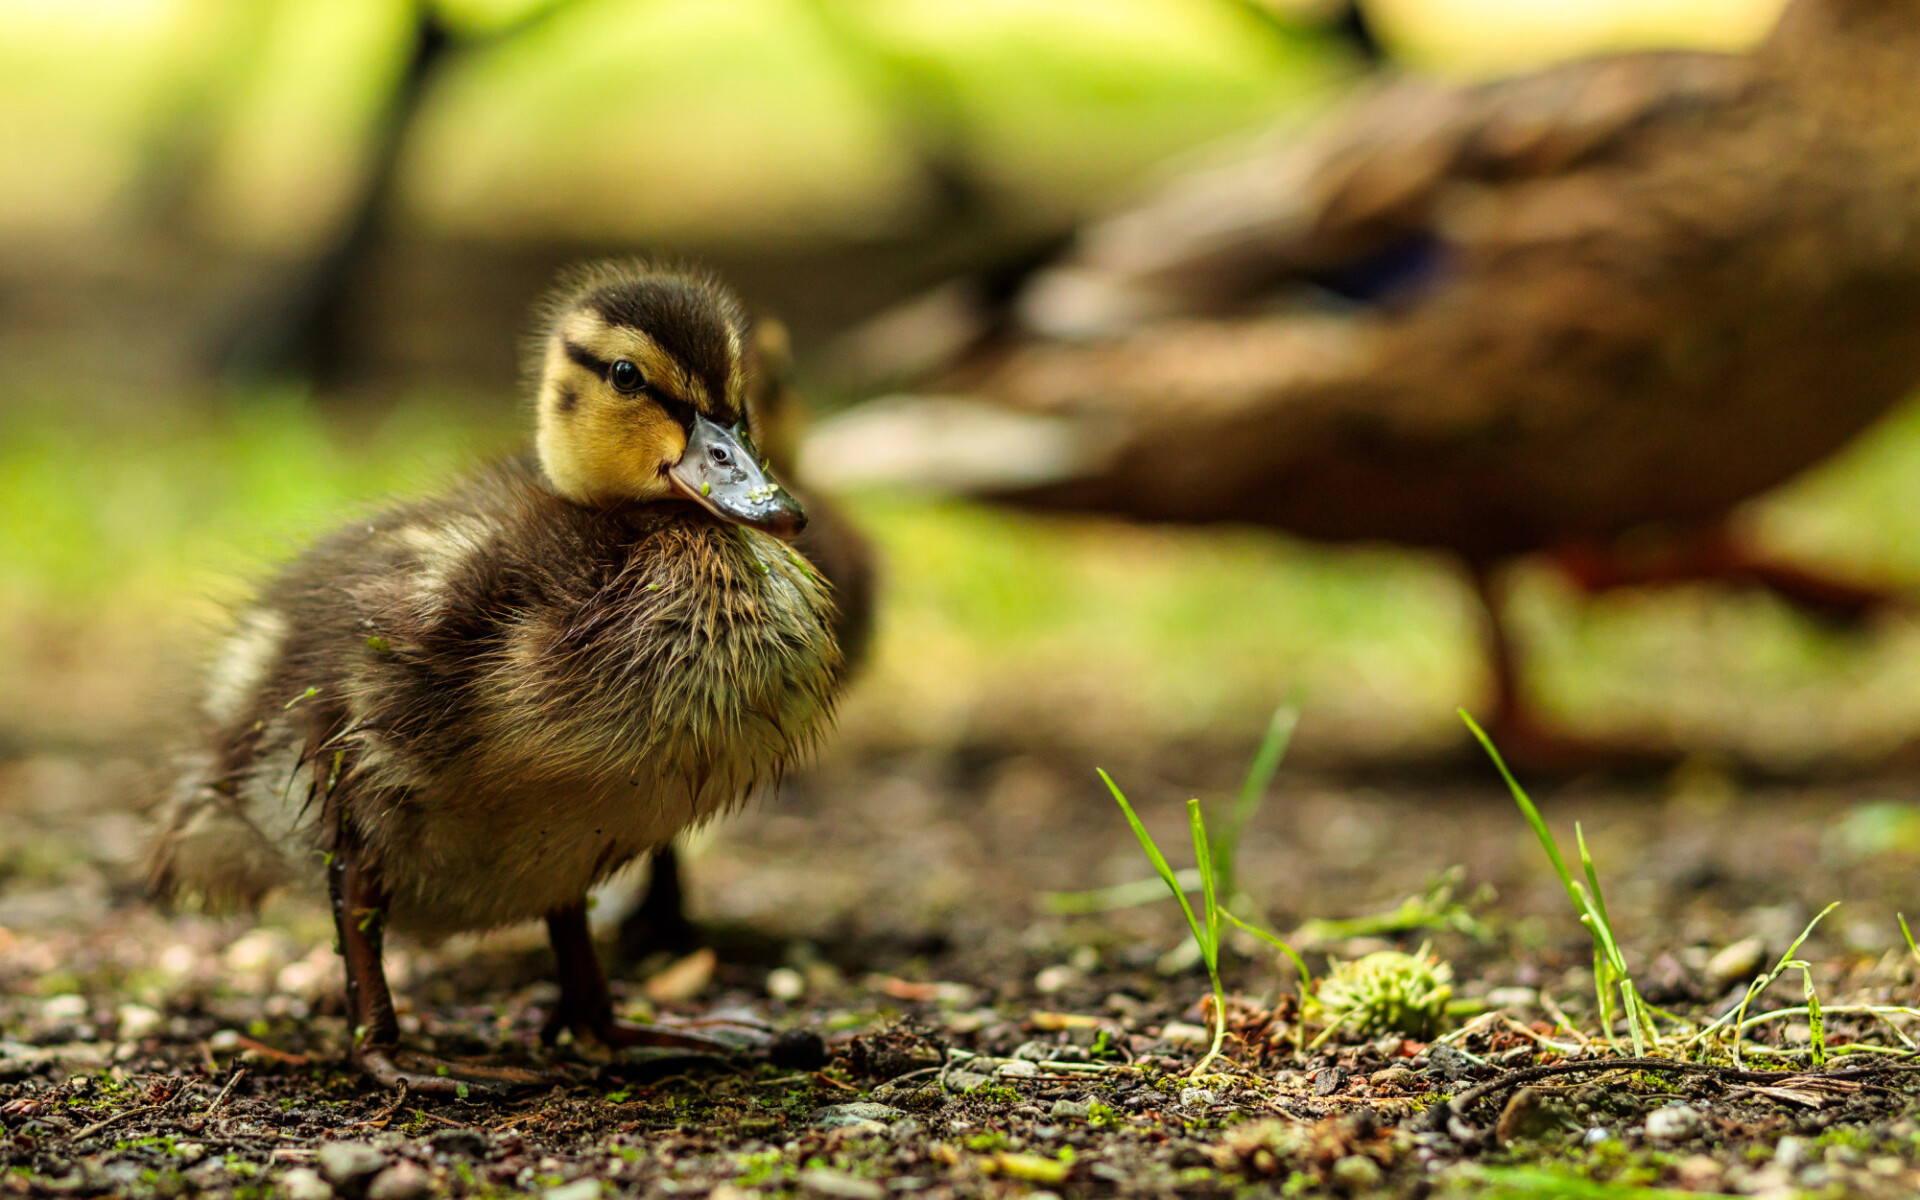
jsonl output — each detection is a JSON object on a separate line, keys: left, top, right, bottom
{"left": 1014, "top": 50, "right": 1755, "bottom": 338}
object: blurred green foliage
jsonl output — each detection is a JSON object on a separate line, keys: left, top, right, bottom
{"left": 0, "top": 391, "right": 515, "bottom": 613}
{"left": 4, "top": 0, "right": 1347, "bottom": 246}
{"left": 7, "top": 388, "right": 1920, "bottom": 760}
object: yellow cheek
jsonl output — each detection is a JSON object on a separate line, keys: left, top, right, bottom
{"left": 578, "top": 407, "right": 683, "bottom": 499}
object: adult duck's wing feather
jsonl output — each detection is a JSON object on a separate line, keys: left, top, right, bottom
{"left": 808, "top": 50, "right": 1767, "bottom": 553}
{"left": 1016, "top": 50, "right": 1755, "bottom": 337}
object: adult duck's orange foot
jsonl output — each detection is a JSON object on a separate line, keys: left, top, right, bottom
{"left": 1550, "top": 532, "right": 1905, "bottom": 629}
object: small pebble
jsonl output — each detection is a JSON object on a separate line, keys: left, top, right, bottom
{"left": 428, "top": 1128, "right": 487, "bottom": 1159}
{"left": 798, "top": 1167, "right": 886, "bottom": 1200}
{"left": 1583, "top": 1127, "right": 1611, "bottom": 1147}
{"left": 1033, "top": 965, "right": 1080, "bottom": 994}
{"left": 1708, "top": 937, "right": 1768, "bottom": 987}
{"left": 1645, "top": 1103, "right": 1703, "bottom": 1142}
{"left": 887, "top": 1118, "right": 927, "bottom": 1143}
{"left": 1424, "top": 1044, "right": 1476, "bottom": 1082}
{"left": 1179, "top": 1087, "right": 1216, "bottom": 1109}
{"left": 280, "top": 1168, "right": 333, "bottom": 1200}
{"left": 41, "top": 995, "right": 88, "bottom": 1022}
{"left": 811, "top": 1102, "right": 905, "bottom": 1129}
{"left": 223, "top": 930, "right": 289, "bottom": 974}
{"left": 944, "top": 1070, "right": 990, "bottom": 1093}
{"left": 318, "top": 1141, "right": 389, "bottom": 1186}
{"left": 766, "top": 967, "right": 805, "bottom": 1001}
{"left": 1158, "top": 1022, "right": 1211, "bottom": 1047}
{"left": 366, "top": 1161, "right": 432, "bottom": 1200}
{"left": 1675, "top": 1155, "right": 1724, "bottom": 1190}
{"left": 1331, "top": 1156, "right": 1381, "bottom": 1191}
{"left": 1049, "top": 1098, "right": 1093, "bottom": 1122}
{"left": 543, "top": 1181, "right": 601, "bottom": 1200}
{"left": 995, "top": 1059, "right": 1039, "bottom": 1078}
{"left": 1495, "top": 1087, "right": 1557, "bottom": 1144}
{"left": 1368, "top": 1066, "right": 1417, "bottom": 1091}
{"left": 115, "top": 1004, "right": 163, "bottom": 1041}
{"left": 768, "top": 1028, "right": 828, "bottom": 1071}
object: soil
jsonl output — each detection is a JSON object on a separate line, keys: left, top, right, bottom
{"left": 6, "top": 740, "right": 1920, "bottom": 1199}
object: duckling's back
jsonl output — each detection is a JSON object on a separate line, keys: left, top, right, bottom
{"left": 151, "top": 457, "right": 842, "bottom": 933}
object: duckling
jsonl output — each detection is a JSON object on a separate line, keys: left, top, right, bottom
{"left": 618, "top": 317, "right": 877, "bottom": 962}
{"left": 150, "top": 261, "right": 844, "bottom": 1093}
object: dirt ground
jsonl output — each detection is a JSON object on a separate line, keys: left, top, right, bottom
{"left": 7, "top": 737, "right": 1920, "bottom": 1199}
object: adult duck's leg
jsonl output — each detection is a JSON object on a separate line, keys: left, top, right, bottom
{"left": 544, "top": 901, "right": 766, "bottom": 1051}
{"left": 616, "top": 844, "right": 700, "bottom": 964}
{"left": 1550, "top": 529, "right": 1898, "bottom": 624}
{"left": 1466, "top": 561, "right": 1661, "bottom": 772}
{"left": 329, "top": 845, "right": 548, "bottom": 1094}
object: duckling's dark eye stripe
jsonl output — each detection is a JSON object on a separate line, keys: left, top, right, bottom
{"left": 655, "top": 396, "right": 696, "bottom": 433}
{"left": 564, "top": 340, "right": 612, "bottom": 379}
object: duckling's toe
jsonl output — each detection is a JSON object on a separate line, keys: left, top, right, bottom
{"left": 542, "top": 1008, "right": 774, "bottom": 1056}
{"left": 355, "top": 1046, "right": 574, "bottom": 1097}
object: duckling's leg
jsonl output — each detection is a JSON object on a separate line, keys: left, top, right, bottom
{"left": 543, "top": 901, "right": 769, "bottom": 1051}
{"left": 615, "top": 845, "right": 700, "bottom": 964}
{"left": 328, "top": 846, "right": 549, "bottom": 1095}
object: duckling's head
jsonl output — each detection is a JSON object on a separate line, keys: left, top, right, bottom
{"left": 531, "top": 262, "right": 806, "bottom": 538}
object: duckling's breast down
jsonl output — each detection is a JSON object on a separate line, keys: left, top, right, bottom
{"left": 155, "top": 459, "right": 842, "bottom": 935}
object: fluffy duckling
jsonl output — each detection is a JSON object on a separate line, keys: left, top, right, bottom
{"left": 151, "top": 262, "right": 844, "bottom": 1093}
{"left": 618, "top": 318, "right": 876, "bottom": 961}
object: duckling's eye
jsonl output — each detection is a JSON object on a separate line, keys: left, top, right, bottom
{"left": 609, "top": 360, "right": 643, "bottom": 394}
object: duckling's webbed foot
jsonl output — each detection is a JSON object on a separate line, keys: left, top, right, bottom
{"left": 355, "top": 1047, "right": 557, "bottom": 1096}
{"left": 330, "top": 846, "right": 551, "bottom": 1096}
{"left": 616, "top": 844, "right": 701, "bottom": 963}
{"left": 545, "top": 901, "right": 770, "bottom": 1054}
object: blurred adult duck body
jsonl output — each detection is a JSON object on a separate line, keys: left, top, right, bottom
{"left": 822, "top": 0, "right": 1920, "bottom": 752}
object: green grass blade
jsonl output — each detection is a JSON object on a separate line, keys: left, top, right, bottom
{"left": 1099, "top": 769, "right": 1206, "bottom": 951}
{"left": 1776, "top": 903, "right": 1841, "bottom": 974}
{"left": 1460, "top": 711, "right": 1579, "bottom": 901}
{"left": 1592, "top": 947, "right": 1619, "bottom": 1051}
{"left": 1039, "top": 870, "right": 1205, "bottom": 915}
{"left": 1901, "top": 913, "right": 1920, "bottom": 965}
{"left": 1231, "top": 704, "right": 1298, "bottom": 835}
{"left": 1221, "top": 909, "right": 1312, "bottom": 985}
{"left": 1187, "top": 798, "right": 1229, "bottom": 1075}
{"left": 1575, "top": 823, "right": 1617, "bottom": 951}
{"left": 1803, "top": 966, "right": 1826, "bottom": 1067}
{"left": 1215, "top": 705, "right": 1299, "bottom": 897}
{"left": 1190, "top": 799, "right": 1221, "bottom": 965}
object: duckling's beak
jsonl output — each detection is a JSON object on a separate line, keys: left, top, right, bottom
{"left": 669, "top": 412, "right": 808, "bottom": 539}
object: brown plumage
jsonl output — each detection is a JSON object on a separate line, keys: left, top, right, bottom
{"left": 619, "top": 318, "right": 877, "bottom": 962}
{"left": 820, "top": 0, "right": 1920, "bottom": 753}
{"left": 151, "top": 263, "right": 844, "bottom": 1092}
